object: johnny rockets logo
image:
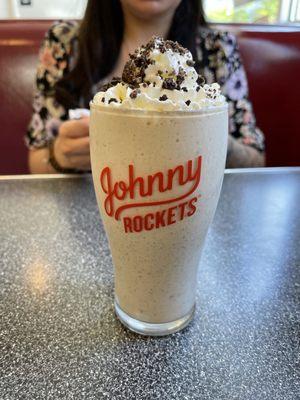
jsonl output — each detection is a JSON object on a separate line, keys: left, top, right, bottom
{"left": 99, "top": 155, "right": 202, "bottom": 233}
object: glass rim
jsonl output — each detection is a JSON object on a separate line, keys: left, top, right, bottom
{"left": 90, "top": 101, "right": 228, "bottom": 117}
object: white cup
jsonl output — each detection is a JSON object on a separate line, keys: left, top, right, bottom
{"left": 90, "top": 104, "right": 228, "bottom": 335}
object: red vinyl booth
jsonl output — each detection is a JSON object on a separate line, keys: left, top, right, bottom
{"left": 0, "top": 20, "right": 299, "bottom": 174}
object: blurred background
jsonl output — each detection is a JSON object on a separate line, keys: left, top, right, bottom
{"left": 205, "top": 0, "right": 300, "bottom": 24}
{"left": 0, "top": 1, "right": 299, "bottom": 175}
{"left": 0, "top": 0, "right": 299, "bottom": 24}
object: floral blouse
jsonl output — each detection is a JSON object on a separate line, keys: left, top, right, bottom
{"left": 26, "top": 21, "right": 265, "bottom": 152}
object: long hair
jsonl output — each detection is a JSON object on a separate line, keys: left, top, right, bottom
{"left": 55, "top": 0, "right": 207, "bottom": 109}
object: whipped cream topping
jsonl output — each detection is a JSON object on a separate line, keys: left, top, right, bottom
{"left": 93, "top": 37, "right": 226, "bottom": 111}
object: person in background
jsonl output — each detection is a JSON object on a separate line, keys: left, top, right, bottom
{"left": 26, "top": 0, "right": 265, "bottom": 173}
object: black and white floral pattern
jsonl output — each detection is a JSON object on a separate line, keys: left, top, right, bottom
{"left": 26, "top": 21, "right": 265, "bottom": 152}
{"left": 196, "top": 29, "right": 264, "bottom": 151}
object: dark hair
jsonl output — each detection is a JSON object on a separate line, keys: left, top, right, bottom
{"left": 55, "top": 0, "right": 207, "bottom": 110}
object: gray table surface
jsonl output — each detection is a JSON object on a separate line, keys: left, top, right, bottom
{"left": 0, "top": 168, "right": 299, "bottom": 400}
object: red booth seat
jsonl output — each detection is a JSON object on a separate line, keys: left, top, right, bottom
{"left": 221, "top": 24, "right": 300, "bottom": 168}
{"left": 0, "top": 21, "right": 299, "bottom": 174}
{"left": 0, "top": 20, "right": 51, "bottom": 175}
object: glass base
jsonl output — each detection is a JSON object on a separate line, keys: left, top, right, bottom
{"left": 114, "top": 301, "right": 195, "bottom": 336}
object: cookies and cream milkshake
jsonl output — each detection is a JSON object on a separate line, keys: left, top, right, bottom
{"left": 90, "top": 37, "right": 228, "bottom": 335}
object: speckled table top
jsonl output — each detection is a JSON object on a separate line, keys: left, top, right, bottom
{"left": 0, "top": 168, "right": 299, "bottom": 400}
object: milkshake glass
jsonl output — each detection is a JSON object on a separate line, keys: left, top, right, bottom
{"left": 90, "top": 104, "right": 228, "bottom": 335}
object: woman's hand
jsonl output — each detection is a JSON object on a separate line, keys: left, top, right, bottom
{"left": 54, "top": 118, "right": 91, "bottom": 171}
{"left": 226, "top": 135, "right": 265, "bottom": 168}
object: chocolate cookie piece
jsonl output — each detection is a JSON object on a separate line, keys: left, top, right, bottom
{"left": 122, "top": 59, "right": 145, "bottom": 86}
{"left": 159, "top": 94, "right": 168, "bottom": 101}
{"left": 162, "top": 78, "right": 177, "bottom": 90}
{"left": 164, "top": 39, "right": 188, "bottom": 56}
{"left": 99, "top": 77, "right": 122, "bottom": 92}
{"left": 121, "top": 36, "right": 191, "bottom": 88}
{"left": 206, "top": 89, "right": 218, "bottom": 100}
{"left": 176, "top": 67, "right": 186, "bottom": 88}
{"left": 122, "top": 38, "right": 158, "bottom": 86}
{"left": 196, "top": 75, "right": 205, "bottom": 86}
{"left": 129, "top": 89, "right": 141, "bottom": 99}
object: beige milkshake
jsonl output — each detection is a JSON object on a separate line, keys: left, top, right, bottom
{"left": 90, "top": 37, "right": 228, "bottom": 335}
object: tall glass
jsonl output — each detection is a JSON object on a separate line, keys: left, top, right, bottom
{"left": 90, "top": 104, "right": 228, "bottom": 336}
